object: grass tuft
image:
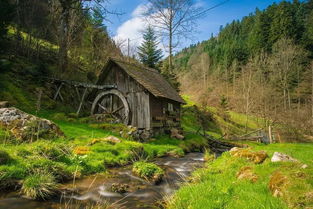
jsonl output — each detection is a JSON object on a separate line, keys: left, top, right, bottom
{"left": 21, "top": 173, "right": 57, "bottom": 200}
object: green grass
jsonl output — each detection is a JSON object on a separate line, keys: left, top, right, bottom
{"left": 0, "top": 110, "right": 208, "bottom": 198}
{"left": 7, "top": 26, "right": 59, "bottom": 51}
{"left": 21, "top": 173, "right": 57, "bottom": 200}
{"left": 1, "top": 55, "right": 311, "bottom": 206}
{"left": 132, "top": 161, "right": 164, "bottom": 183}
{"left": 167, "top": 143, "right": 313, "bottom": 209}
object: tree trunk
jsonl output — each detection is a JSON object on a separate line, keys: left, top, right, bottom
{"left": 283, "top": 88, "right": 287, "bottom": 111}
{"left": 297, "top": 68, "right": 300, "bottom": 114}
{"left": 168, "top": 4, "right": 173, "bottom": 72}
{"left": 168, "top": 23, "right": 173, "bottom": 72}
{"left": 311, "top": 62, "right": 313, "bottom": 124}
{"left": 287, "top": 89, "right": 291, "bottom": 110}
{"left": 59, "top": 2, "right": 71, "bottom": 73}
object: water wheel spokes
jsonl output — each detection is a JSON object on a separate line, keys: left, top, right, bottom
{"left": 91, "top": 89, "right": 130, "bottom": 125}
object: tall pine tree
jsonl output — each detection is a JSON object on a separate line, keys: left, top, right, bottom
{"left": 138, "top": 26, "right": 163, "bottom": 68}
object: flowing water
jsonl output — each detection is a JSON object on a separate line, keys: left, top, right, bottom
{"left": 0, "top": 153, "right": 205, "bottom": 209}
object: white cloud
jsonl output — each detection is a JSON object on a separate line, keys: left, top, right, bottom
{"left": 113, "top": 3, "right": 168, "bottom": 57}
{"left": 113, "top": 4, "right": 148, "bottom": 56}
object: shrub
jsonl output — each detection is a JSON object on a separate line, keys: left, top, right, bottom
{"left": 51, "top": 113, "right": 68, "bottom": 121}
{"left": 0, "top": 150, "right": 12, "bottom": 165}
{"left": 132, "top": 161, "right": 164, "bottom": 184}
{"left": 21, "top": 173, "right": 57, "bottom": 200}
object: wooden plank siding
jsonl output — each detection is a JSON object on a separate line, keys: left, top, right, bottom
{"left": 102, "top": 64, "right": 151, "bottom": 129}
{"left": 150, "top": 96, "right": 181, "bottom": 129}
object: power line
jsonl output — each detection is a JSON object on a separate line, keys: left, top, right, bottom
{"left": 197, "top": 0, "right": 231, "bottom": 17}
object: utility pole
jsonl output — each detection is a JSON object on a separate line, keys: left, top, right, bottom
{"left": 127, "top": 38, "right": 130, "bottom": 62}
{"left": 311, "top": 62, "right": 313, "bottom": 124}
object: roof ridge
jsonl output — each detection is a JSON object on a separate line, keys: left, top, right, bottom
{"left": 103, "top": 57, "right": 185, "bottom": 104}
{"left": 110, "top": 58, "right": 159, "bottom": 74}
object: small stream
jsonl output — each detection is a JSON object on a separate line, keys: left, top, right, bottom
{"left": 0, "top": 153, "right": 205, "bottom": 209}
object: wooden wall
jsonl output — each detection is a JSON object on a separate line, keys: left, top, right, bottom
{"left": 102, "top": 64, "right": 151, "bottom": 129}
{"left": 150, "top": 96, "right": 181, "bottom": 129}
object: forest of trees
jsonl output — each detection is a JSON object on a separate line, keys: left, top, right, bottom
{"left": 174, "top": 0, "right": 313, "bottom": 140}
{"left": 0, "top": 0, "right": 121, "bottom": 80}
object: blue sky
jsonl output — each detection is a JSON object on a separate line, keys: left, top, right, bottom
{"left": 105, "top": 0, "right": 285, "bottom": 54}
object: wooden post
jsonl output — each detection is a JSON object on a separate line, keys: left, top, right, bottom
{"left": 54, "top": 83, "right": 63, "bottom": 101}
{"left": 268, "top": 125, "right": 273, "bottom": 144}
{"left": 76, "top": 87, "right": 88, "bottom": 115}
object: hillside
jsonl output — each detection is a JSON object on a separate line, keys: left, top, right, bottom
{"left": 173, "top": 0, "right": 313, "bottom": 142}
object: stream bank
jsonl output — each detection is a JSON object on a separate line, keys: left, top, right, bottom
{"left": 0, "top": 153, "right": 205, "bottom": 209}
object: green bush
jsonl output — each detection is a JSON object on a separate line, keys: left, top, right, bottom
{"left": 132, "top": 161, "right": 164, "bottom": 184}
{"left": 21, "top": 173, "right": 57, "bottom": 200}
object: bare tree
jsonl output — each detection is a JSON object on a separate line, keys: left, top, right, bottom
{"left": 270, "top": 38, "right": 306, "bottom": 111}
{"left": 144, "top": 0, "right": 219, "bottom": 71}
{"left": 200, "top": 53, "right": 210, "bottom": 89}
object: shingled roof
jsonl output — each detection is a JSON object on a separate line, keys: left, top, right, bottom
{"left": 99, "top": 58, "right": 185, "bottom": 104}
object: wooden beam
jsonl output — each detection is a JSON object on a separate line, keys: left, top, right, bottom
{"left": 75, "top": 86, "right": 81, "bottom": 99}
{"left": 46, "top": 77, "right": 116, "bottom": 90}
{"left": 76, "top": 87, "right": 88, "bottom": 115}
{"left": 53, "top": 83, "right": 63, "bottom": 101}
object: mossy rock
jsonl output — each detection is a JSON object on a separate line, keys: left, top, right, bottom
{"left": 110, "top": 183, "right": 129, "bottom": 194}
{"left": 230, "top": 147, "right": 268, "bottom": 164}
{"left": 0, "top": 108, "right": 64, "bottom": 142}
{"left": 132, "top": 161, "right": 164, "bottom": 184}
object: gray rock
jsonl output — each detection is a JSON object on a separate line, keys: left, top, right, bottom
{"left": 271, "top": 152, "right": 299, "bottom": 163}
{"left": 301, "top": 164, "right": 308, "bottom": 169}
{"left": 0, "top": 107, "right": 63, "bottom": 141}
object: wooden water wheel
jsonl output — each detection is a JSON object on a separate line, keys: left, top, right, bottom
{"left": 91, "top": 89, "right": 130, "bottom": 125}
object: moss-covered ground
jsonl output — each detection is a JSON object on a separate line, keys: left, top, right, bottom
{"left": 167, "top": 142, "right": 313, "bottom": 209}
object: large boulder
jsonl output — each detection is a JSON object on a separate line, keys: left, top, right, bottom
{"left": 0, "top": 107, "right": 63, "bottom": 141}
{"left": 271, "top": 152, "right": 299, "bottom": 163}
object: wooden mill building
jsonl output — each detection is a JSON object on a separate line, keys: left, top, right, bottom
{"left": 91, "top": 58, "right": 185, "bottom": 132}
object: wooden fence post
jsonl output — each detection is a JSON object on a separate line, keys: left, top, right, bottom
{"left": 269, "top": 125, "right": 273, "bottom": 144}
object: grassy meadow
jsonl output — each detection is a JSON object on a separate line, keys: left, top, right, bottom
{"left": 167, "top": 142, "right": 313, "bottom": 209}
